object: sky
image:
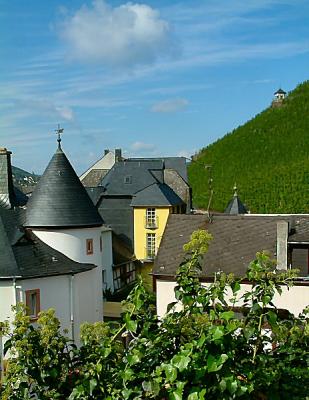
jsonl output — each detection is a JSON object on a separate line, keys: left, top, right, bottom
{"left": 0, "top": 0, "right": 308, "bottom": 175}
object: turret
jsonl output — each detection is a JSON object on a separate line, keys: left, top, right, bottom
{"left": 24, "top": 131, "right": 104, "bottom": 268}
{"left": 224, "top": 184, "right": 248, "bottom": 215}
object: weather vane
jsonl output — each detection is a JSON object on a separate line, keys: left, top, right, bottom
{"left": 55, "top": 124, "right": 64, "bottom": 148}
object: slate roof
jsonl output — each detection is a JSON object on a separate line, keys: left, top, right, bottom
{"left": 153, "top": 214, "right": 309, "bottom": 278}
{"left": 288, "top": 218, "right": 309, "bottom": 243}
{"left": 224, "top": 195, "right": 248, "bottom": 215}
{"left": 131, "top": 183, "right": 184, "bottom": 207}
{"left": 126, "top": 157, "right": 188, "bottom": 182}
{"left": 100, "top": 160, "right": 161, "bottom": 195}
{"left": 25, "top": 146, "right": 103, "bottom": 228}
{"left": 94, "top": 158, "right": 189, "bottom": 249}
{"left": 81, "top": 169, "right": 109, "bottom": 187}
{"left": 274, "top": 88, "right": 287, "bottom": 95}
{"left": 0, "top": 208, "right": 95, "bottom": 279}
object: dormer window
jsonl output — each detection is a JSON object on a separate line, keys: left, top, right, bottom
{"left": 86, "top": 239, "right": 93, "bottom": 255}
{"left": 124, "top": 175, "right": 132, "bottom": 184}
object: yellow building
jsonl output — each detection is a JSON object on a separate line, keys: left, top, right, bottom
{"left": 131, "top": 183, "right": 186, "bottom": 287}
{"left": 84, "top": 156, "right": 191, "bottom": 293}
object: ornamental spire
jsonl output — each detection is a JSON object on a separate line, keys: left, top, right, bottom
{"left": 233, "top": 183, "right": 238, "bottom": 197}
{"left": 55, "top": 124, "right": 64, "bottom": 149}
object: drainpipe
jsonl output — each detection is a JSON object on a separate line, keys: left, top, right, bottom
{"left": 277, "top": 220, "right": 289, "bottom": 270}
{"left": 69, "top": 274, "right": 75, "bottom": 343}
{"left": 0, "top": 330, "right": 4, "bottom": 382}
{"left": 12, "top": 278, "right": 17, "bottom": 306}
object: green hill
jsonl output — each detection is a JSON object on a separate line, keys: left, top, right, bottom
{"left": 188, "top": 81, "right": 309, "bottom": 214}
{"left": 12, "top": 166, "right": 40, "bottom": 192}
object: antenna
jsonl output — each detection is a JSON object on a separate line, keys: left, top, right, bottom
{"left": 206, "top": 165, "right": 213, "bottom": 219}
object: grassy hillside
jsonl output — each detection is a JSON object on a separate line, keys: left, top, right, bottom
{"left": 12, "top": 166, "right": 40, "bottom": 191}
{"left": 188, "top": 81, "right": 309, "bottom": 213}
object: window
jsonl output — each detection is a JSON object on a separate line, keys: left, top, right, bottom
{"left": 86, "top": 239, "right": 93, "bottom": 255}
{"left": 146, "top": 233, "right": 156, "bottom": 259}
{"left": 145, "top": 208, "right": 157, "bottom": 228}
{"left": 113, "top": 262, "right": 136, "bottom": 291}
{"left": 124, "top": 175, "right": 132, "bottom": 184}
{"left": 100, "top": 236, "right": 103, "bottom": 252}
{"left": 25, "top": 289, "right": 40, "bottom": 320}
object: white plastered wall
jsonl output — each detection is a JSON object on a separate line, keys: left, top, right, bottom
{"left": 0, "top": 281, "right": 16, "bottom": 327}
{"left": 0, "top": 269, "right": 103, "bottom": 352}
{"left": 79, "top": 151, "right": 115, "bottom": 181}
{"left": 156, "top": 280, "right": 309, "bottom": 318}
{"left": 33, "top": 227, "right": 103, "bottom": 267}
{"left": 33, "top": 227, "right": 114, "bottom": 293}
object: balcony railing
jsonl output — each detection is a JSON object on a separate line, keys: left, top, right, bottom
{"left": 144, "top": 247, "right": 157, "bottom": 260}
{"left": 144, "top": 216, "right": 159, "bottom": 229}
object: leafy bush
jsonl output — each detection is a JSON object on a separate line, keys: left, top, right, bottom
{"left": 1, "top": 230, "right": 309, "bottom": 399}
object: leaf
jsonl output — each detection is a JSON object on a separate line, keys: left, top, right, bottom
{"left": 207, "top": 354, "right": 228, "bottom": 372}
{"left": 164, "top": 364, "right": 178, "bottom": 382}
{"left": 167, "top": 302, "right": 177, "bottom": 313}
{"left": 188, "top": 392, "right": 199, "bottom": 400}
{"left": 231, "top": 281, "right": 241, "bottom": 294}
{"left": 267, "top": 310, "right": 277, "bottom": 325}
{"left": 89, "top": 378, "right": 97, "bottom": 395}
{"left": 127, "top": 353, "right": 140, "bottom": 365}
{"left": 172, "top": 354, "right": 191, "bottom": 372}
{"left": 124, "top": 314, "right": 138, "bottom": 333}
{"left": 220, "top": 311, "right": 235, "bottom": 321}
{"left": 212, "top": 326, "right": 224, "bottom": 341}
{"left": 227, "top": 379, "right": 238, "bottom": 395}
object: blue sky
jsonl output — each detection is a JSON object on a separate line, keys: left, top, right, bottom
{"left": 1, "top": 0, "right": 308, "bottom": 175}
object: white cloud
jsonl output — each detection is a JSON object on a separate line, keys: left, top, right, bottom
{"left": 177, "top": 149, "right": 195, "bottom": 160}
{"left": 130, "top": 141, "right": 156, "bottom": 152}
{"left": 59, "top": 0, "right": 174, "bottom": 67}
{"left": 55, "top": 106, "right": 74, "bottom": 121}
{"left": 151, "top": 98, "right": 188, "bottom": 113}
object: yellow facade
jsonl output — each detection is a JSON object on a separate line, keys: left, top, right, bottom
{"left": 133, "top": 206, "right": 171, "bottom": 261}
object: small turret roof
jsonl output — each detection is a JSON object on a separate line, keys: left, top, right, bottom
{"left": 224, "top": 185, "right": 248, "bottom": 215}
{"left": 274, "top": 88, "right": 286, "bottom": 95}
{"left": 25, "top": 146, "right": 103, "bottom": 228}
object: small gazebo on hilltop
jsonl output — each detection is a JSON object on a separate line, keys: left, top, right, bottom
{"left": 274, "top": 88, "right": 287, "bottom": 101}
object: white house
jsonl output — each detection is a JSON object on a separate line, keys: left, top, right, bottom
{"left": 79, "top": 148, "right": 122, "bottom": 187}
{"left": 153, "top": 213, "right": 309, "bottom": 318}
{"left": 0, "top": 139, "right": 115, "bottom": 355}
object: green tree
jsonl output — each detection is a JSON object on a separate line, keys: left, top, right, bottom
{"left": 1, "top": 230, "right": 309, "bottom": 399}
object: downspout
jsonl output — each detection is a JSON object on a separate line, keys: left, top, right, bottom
{"left": 69, "top": 274, "right": 75, "bottom": 343}
{"left": 0, "top": 328, "right": 4, "bottom": 382}
{"left": 1, "top": 277, "right": 18, "bottom": 380}
{"left": 12, "top": 278, "right": 17, "bottom": 306}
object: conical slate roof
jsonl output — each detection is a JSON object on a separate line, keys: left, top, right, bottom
{"left": 274, "top": 88, "right": 286, "bottom": 95}
{"left": 224, "top": 185, "right": 248, "bottom": 215}
{"left": 25, "top": 146, "right": 103, "bottom": 228}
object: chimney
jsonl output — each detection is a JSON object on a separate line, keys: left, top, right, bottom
{"left": 276, "top": 220, "right": 288, "bottom": 270}
{"left": 0, "top": 147, "right": 16, "bottom": 209}
{"left": 104, "top": 149, "right": 109, "bottom": 156}
{"left": 115, "top": 148, "right": 122, "bottom": 162}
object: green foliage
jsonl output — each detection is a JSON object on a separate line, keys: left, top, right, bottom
{"left": 188, "top": 81, "right": 309, "bottom": 213}
{"left": 1, "top": 230, "right": 309, "bottom": 399}
{"left": 1, "top": 306, "right": 75, "bottom": 399}
{"left": 183, "top": 229, "right": 213, "bottom": 255}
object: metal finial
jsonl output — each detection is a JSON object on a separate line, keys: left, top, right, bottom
{"left": 55, "top": 124, "right": 64, "bottom": 149}
{"left": 233, "top": 183, "right": 238, "bottom": 197}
